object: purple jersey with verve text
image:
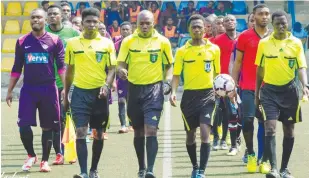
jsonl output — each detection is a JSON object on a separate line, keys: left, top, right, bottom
{"left": 11, "top": 32, "right": 65, "bottom": 86}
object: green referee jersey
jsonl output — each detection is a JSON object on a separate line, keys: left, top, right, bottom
{"left": 45, "top": 25, "right": 80, "bottom": 88}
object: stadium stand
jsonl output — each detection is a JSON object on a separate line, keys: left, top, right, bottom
{"left": 232, "top": 0, "right": 247, "bottom": 15}
{"left": 2, "top": 38, "right": 17, "bottom": 53}
{"left": 23, "top": 2, "right": 39, "bottom": 16}
{"left": 1, "top": 57, "right": 14, "bottom": 72}
{"left": 236, "top": 19, "right": 247, "bottom": 32}
{"left": 3, "top": 20, "right": 20, "bottom": 34}
{"left": 160, "top": 1, "right": 176, "bottom": 12}
{"left": 6, "top": 2, "right": 22, "bottom": 16}
{"left": 21, "top": 20, "right": 31, "bottom": 34}
{"left": 178, "top": 1, "right": 188, "bottom": 13}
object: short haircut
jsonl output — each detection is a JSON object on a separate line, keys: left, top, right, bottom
{"left": 247, "top": 12, "right": 253, "bottom": 22}
{"left": 271, "top": 10, "right": 288, "bottom": 22}
{"left": 206, "top": 14, "right": 217, "bottom": 23}
{"left": 253, "top": 4, "right": 268, "bottom": 13}
{"left": 31, "top": 8, "right": 46, "bottom": 17}
{"left": 47, "top": 4, "right": 62, "bottom": 11}
{"left": 120, "top": 21, "right": 132, "bottom": 28}
{"left": 223, "top": 14, "right": 236, "bottom": 21}
{"left": 41, "top": 1, "right": 49, "bottom": 6}
{"left": 60, "top": 2, "right": 71, "bottom": 9}
{"left": 81, "top": 7, "right": 100, "bottom": 20}
{"left": 187, "top": 14, "right": 205, "bottom": 27}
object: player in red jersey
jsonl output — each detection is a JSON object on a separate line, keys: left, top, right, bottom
{"left": 212, "top": 15, "right": 241, "bottom": 156}
{"left": 231, "top": 4, "right": 271, "bottom": 173}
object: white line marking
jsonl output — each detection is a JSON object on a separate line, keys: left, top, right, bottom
{"left": 163, "top": 102, "right": 172, "bottom": 178}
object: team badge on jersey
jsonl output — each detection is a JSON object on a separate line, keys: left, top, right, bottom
{"left": 25, "top": 53, "right": 49, "bottom": 64}
{"left": 95, "top": 51, "right": 104, "bottom": 63}
{"left": 150, "top": 53, "right": 158, "bottom": 63}
{"left": 204, "top": 61, "right": 212, "bottom": 72}
{"left": 288, "top": 60, "right": 295, "bottom": 68}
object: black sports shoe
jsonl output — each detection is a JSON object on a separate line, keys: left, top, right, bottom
{"left": 138, "top": 170, "right": 146, "bottom": 178}
{"left": 73, "top": 173, "right": 89, "bottom": 178}
{"left": 89, "top": 170, "right": 100, "bottom": 178}
{"left": 145, "top": 172, "right": 156, "bottom": 178}
{"left": 266, "top": 169, "right": 280, "bottom": 178}
{"left": 280, "top": 168, "right": 294, "bottom": 178}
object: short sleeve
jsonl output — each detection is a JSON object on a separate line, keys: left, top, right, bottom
{"left": 236, "top": 33, "right": 246, "bottom": 52}
{"left": 11, "top": 40, "right": 24, "bottom": 78}
{"left": 173, "top": 49, "right": 184, "bottom": 75}
{"left": 296, "top": 41, "right": 307, "bottom": 68}
{"left": 255, "top": 41, "right": 265, "bottom": 67}
{"left": 117, "top": 37, "right": 130, "bottom": 64}
{"left": 213, "top": 46, "right": 221, "bottom": 74}
{"left": 65, "top": 40, "right": 74, "bottom": 65}
{"left": 107, "top": 40, "right": 117, "bottom": 66}
{"left": 162, "top": 39, "right": 174, "bottom": 65}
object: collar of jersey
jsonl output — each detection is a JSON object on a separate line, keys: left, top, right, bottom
{"left": 269, "top": 31, "right": 294, "bottom": 41}
{"left": 132, "top": 29, "right": 159, "bottom": 38}
{"left": 184, "top": 38, "right": 212, "bottom": 48}
{"left": 78, "top": 33, "right": 102, "bottom": 40}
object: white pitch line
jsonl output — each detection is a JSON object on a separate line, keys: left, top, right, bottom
{"left": 162, "top": 102, "right": 172, "bottom": 178}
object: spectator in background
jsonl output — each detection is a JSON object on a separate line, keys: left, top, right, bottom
{"left": 119, "top": 1, "right": 130, "bottom": 21}
{"left": 160, "top": 2, "right": 178, "bottom": 28}
{"left": 99, "top": 22, "right": 112, "bottom": 39}
{"left": 215, "top": 1, "right": 230, "bottom": 16}
{"left": 106, "top": 1, "right": 123, "bottom": 26}
{"left": 199, "top": 1, "right": 215, "bottom": 17}
{"left": 247, "top": 12, "right": 255, "bottom": 29}
{"left": 61, "top": 2, "right": 72, "bottom": 27}
{"left": 72, "top": 16, "right": 82, "bottom": 32}
{"left": 76, "top": 2, "right": 87, "bottom": 17}
{"left": 162, "top": 17, "right": 179, "bottom": 39}
{"left": 178, "top": 1, "right": 196, "bottom": 34}
{"left": 305, "top": 24, "right": 309, "bottom": 49}
{"left": 128, "top": 1, "right": 142, "bottom": 23}
{"left": 109, "top": 20, "right": 121, "bottom": 38}
{"left": 292, "top": 22, "right": 308, "bottom": 53}
{"left": 150, "top": 2, "right": 160, "bottom": 27}
{"left": 209, "top": 16, "right": 226, "bottom": 42}
{"left": 93, "top": 2, "right": 106, "bottom": 23}
{"left": 42, "top": 1, "right": 50, "bottom": 12}
{"left": 204, "top": 16, "right": 216, "bottom": 38}
{"left": 131, "top": 22, "right": 137, "bottom": 32}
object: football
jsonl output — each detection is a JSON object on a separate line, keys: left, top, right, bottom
{"left": 213, "top": 74, "right": 236, "bottom": 97}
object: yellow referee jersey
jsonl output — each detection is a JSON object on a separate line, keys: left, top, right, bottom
{"left": 65, "top": 33, "right": 117, "bottom": 89}
{"left": 173, "top": 39, "right": 221, "bottom": 90}
{"left": 255, "top": 32, "right": 307, "bottom": 86}
{"left": 117, "top": 30, "right": 174, "bottom": 85}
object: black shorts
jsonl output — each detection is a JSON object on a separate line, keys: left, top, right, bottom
{"left": 71, "top": 86, "right": 109, "bottom": 130}
{"left": 180, "top": 89, "right": 216, "bottom": 131}
{"left": 239, "top": 89, "right": 263, "bottom": 121}
{"left": 127, "top": 81, "right": 164, "bottom": 129}
{"left": 260, "top": 80, "right": 302, "bottom": 124}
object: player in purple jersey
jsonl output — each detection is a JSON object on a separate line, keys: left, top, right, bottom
{"left": 6, "top": 8, "right": 65, "bottom": 173}
{"left": 113, "top": 21, "right": 132, "bottom": 134}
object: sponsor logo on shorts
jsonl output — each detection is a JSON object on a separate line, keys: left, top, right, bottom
{"left": 152, "top": 116, "right": 158, "bottom": 121}
{"left": 205, "top": 114, "right": 210, "bottom": 118}
{"left": 25, "top": 53, "right": 49, "bottom": 64}
{"left": 54, "top": 121, "right": 59, "bottom": 124}
{"left": 288, "top": 117, "right": 293, "bottom": 121}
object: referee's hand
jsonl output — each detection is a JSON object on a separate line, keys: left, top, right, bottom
{"left": 169, "top": 93, "right": 177, "bottom": 107}
{"left": 118, "top": 68, "right": 128, "bottom": 80}
{"left": 99, "top": 85, "right": 109, "bottom": 99}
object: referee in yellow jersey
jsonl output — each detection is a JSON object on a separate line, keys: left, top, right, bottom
{"left": 255, "top": 11, "right": 309, "bottom": 178}
{"left": 170, "top": 14, "right": 221, "bottom": 178}
{"left": 117, "top": 10, "right": 173, "bottom": 178}
{"left": 63, "top": 8, "right": 116, "bottom": 178}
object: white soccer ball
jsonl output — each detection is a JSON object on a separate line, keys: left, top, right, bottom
{"left": 213, "top": 74, "right": 235, "bottom": 97}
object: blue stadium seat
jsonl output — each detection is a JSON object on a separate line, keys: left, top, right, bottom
{"left": 76, "top": 1, "right": 90, "bottom": 10}
{"left": 236, "top": 19, "right": 247, "bottom": 32}
{"left": 178, "top": 1, "right": 188, "bottom": 13}
{"left": 178, "top": 37, "right": 191, "bottom": 47}
{"left": 160, "top": 1, "right": 176, "bottom": 12}
{"left": 196, "top": 1, "right": 208, "bottom": 11}
{"left": 231, "top": 1, "right": 247, "bottom": 15}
